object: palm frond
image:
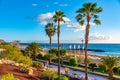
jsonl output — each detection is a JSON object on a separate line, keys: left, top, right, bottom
{"left": 94, "top": 19, "right": 101, "bottom": 25}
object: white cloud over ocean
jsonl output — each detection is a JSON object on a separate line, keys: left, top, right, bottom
{"left": 89, "top": 33, "right": 111, "bottom": 40}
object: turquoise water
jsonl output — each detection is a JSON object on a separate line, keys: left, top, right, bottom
{"left": 20, "top": 43, "right": 120, "bottom": 56}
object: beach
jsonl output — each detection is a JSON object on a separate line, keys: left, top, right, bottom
{"left": 66, "top": 50, "right": 103, "bottom": 64}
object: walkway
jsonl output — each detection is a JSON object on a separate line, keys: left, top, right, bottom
{"left": 48, "top": 64, "right": 109, "bottom": 80}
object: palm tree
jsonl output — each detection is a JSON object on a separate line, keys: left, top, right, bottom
{"left": 45, "top": 23, "right": 56, "bottom": 49}
{"left": 53, "top": 10, "right": 65, "bottom": 78}
{"left": 25, "top": 42, "right": 41, "bottom": 59}
{"left": 76, "top": 3, "right": 102, "bottom": 80}
{"left": 101, "top": 56, "right": 120, "bottom": 80}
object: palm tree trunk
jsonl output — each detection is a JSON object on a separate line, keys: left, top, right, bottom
{"left": 85, "top": 15, "right": 90, "bottom": 80}
{"left": 50, "top": 36, "right": 52, "bottom": 50}
{"left": 109, "top": 69, "right": 113, "bottom": 80}
{"left": 58, "top": 19, "right": 61, "bottom": 79}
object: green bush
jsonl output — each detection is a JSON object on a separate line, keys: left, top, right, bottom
{"left": 18, "top": 56, "right": 33, "bottom": 66}
{"left": 118, "top": 68, "right": 120, "bottom": 74}
{"left": 20, "top": 67, "right": 29, "bottom": 73}
{"left": 89, "top": 63, "right": 97, "bottom": 72}
{"left": 0, "top": 44, "right": 33, "bottom": 66}
{"left": 1, "top": 73, "right": 20, "bottom": 80}
{"left": 32, "top": 62, "right": 43, "bottom": 70}
{"left": 98, "top": 64, "right": 106, "bottom": 73}
{"left": 41, "top": 69, "right": 58, "bottom": 80}
{"left": 60, "top": 76, "right": 69, "bottom": 80}
{"left": 69, "top": 57, "right": 78, "bottom": 66}
{"left": 56, "top": 58, "right": 63, "bottom": 64}
{"left": 49, "top": 48, "right": 66, "bottom": 57}
{"left": 36, "top": 54, "right": 43, "bottom": 59}
{"left": 44, "top": 54, "right": 55, "bottom": 63}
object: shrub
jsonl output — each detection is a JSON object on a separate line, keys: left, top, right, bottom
{"left": 44, "top": 54, "right": 55, "bottom": 63}
{"left": 1, "top": 73, "right": 20, "bottom": 80}
{"left": 36, "top": 54, "right": 43, "bottom": 59}
{"left": 0, "top": 44, "right": 33, "bottom": 66}
{"left": 89, "top": 63, "right": 97, "bottom": 72}
{"left": 49, "top": 48, "right": 66, "bottom": 57}
{"left": 98, "top": 64, "right": 106, "bottom": 73}
{"left": 56, "top": 58, "right": 63, "bottom": 64}
{"left": 18, "top": 56, "right": 33, "bottom": 66}
{"left": 20, "top": 67, "right": 29, "bottom": 73}
{"left": 69, "top": 57, "right": 78, "bottom": 66}
{"left": 32, "top": 62, "right": 43, "bottom": 70}
{"left": 118, "top": 68, "right": 120, "bottom": 74}
{"left": 41, "top": 69, "right": 58, "bottom": 80}
{"left": 60, "top": 76, "right": 69, "bottom": 80}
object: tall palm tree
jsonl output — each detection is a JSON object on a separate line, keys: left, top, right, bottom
{"left": 53, "top": 10, "right": 65, "bottom": 78}
{"left": 76, "top": 3, "right": 102, "bottom": 80}
{"left": 45, "top": 23, "right": 56, "bottom": 49}
{"left": 101, "top": 56, "right": 120, "bottom": 80}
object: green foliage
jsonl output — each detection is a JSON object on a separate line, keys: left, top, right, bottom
{"left": 69, "top": 57, "right": 78, "bottom": 66}
{"left": 44, "top": 53, "right": 55, "bottom": 63}
{"left": 101, "top": 56, "right": 120, "bottom": 70}
{"left": 118, "top": 68, "right": 120, "bottom": 74}
{"left": 89, "top": 63, "right": 97, "bottom": 72}
{"left": 1, "top": 73, "right": 19, "bottom": 80}
{"left": 41, "top": 69, "right": 58, "bottom": 80}
{"left": 20, "top": 66, "right": 29, "bottom": 73}
{"left": 49, "top": 48, "right": 66, "bottom": 57}
{"left": 49, "top": 48, "right": 58, "bottom": 54}
{"left": 32, "top": 62, "right": 43, "bottom": 70}
{"left": 56, "top": 57, "right": 63, "bottom": 64}
{"left": 25, "top": 42, "right": 41, "bottom": 56}
{"left": 60, "top": 76, "right": 69, "bottom": 80}
{"left": 98, "top": 64, "right": 106, "bottom": 73}
{"left": 0, "top": 44, "right": 32, "bottom": 66}
{"left": 18, "top": 56, "right": 33, "bottom": 66}
{"left": 76, "top": 2, "right": 102, "bottom": 26}
{"left": 36, "top": 54, "right": 43, "bottom": 59}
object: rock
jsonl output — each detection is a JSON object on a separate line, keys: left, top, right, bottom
{"left": 15, "top": 63, "right": 19, "bottom": 66}
{"left": 28, "top": 68, "right": 33, "bottom": 75}
{"left": 0, "top": 60, "right": 2, "bottom": 64}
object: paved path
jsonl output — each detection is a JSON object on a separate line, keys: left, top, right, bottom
{"left": 48, "top": 64, "right": 109, "bottom": 80}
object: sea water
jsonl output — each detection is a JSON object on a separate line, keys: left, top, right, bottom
{"left": 20, "top": 43, "right": 120, "bottom": 57}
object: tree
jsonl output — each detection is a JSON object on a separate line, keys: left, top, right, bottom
{"left": 76, "top": 3, "right": 102, "bottom": 80}
{"left": 89, "top": 63, "right": 97, "bottom": 72}
{"left": 44, "top": 53, "right": 55, "bottom": 63}
{"left": 25, "top": 42, "right": 41, "bottom": 59}
{"left": 101, "top": 56, "right": 120, "bottom": 80}
{"left": 53, "top": 10, "right": 65, "bottom": 78}
{"left": 45, "top": 23, "right": 56, "bottom": 49}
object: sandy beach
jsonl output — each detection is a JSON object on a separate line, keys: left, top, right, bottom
{"left": 66, "top": 50, "right": 104, "bottom": 64}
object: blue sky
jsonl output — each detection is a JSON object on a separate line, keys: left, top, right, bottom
{"left": 0, "top": 0, "right": 120, "bottom": 43}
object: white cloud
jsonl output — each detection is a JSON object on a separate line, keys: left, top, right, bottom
{"left": 60, "top": 4, "right": 68, "bottom": 7}
{"left": 54, "top": 2, "right": 58, "bottom": 4}
{"left": 67, "top": 23, "right": 85, "bottom": 32}
{"left": 36, "top": 12, "right": 70, "bottom": 25}
{"left": 89, "top": 33, "right": 111, "bottom": 40}
{"left": 32, "top": 3, "right": 38, "bottom": 6}
{"left": 67, "top": 22, "right": 96, "bottom": 32}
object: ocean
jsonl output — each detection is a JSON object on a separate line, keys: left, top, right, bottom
{"left": 20, "top": 43, "right": 120, "bottom": 57}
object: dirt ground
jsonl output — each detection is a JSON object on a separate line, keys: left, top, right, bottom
{"left": 0, "top": 64, "right": 41, "bottom": 80}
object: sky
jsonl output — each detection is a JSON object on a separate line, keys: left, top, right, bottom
{"left": 0, "top": 0, "right": 120, "bottom": 43}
